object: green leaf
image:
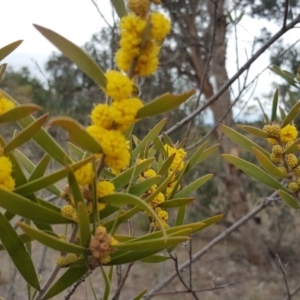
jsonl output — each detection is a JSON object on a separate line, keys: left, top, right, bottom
{"left": 14, "top": 156, "right": 93, "bottom": 195}
{"left": 44, "top": 267, "right": 88, "bottom": 299}
{"left": 195, "top": 144, "right": 220, "bottom": 165}
{"left": 279, "top": 106, "right": 286, "bottom": 121}
{"left": 284, "top": 138, "right": 300, "bottom": 154}
{"left": 18, "top": 223, "right": 90, "bottom": 254}
{"left": 77, "top": 202, "right": 91, "bottom": 247}
{"left": 49, "top": 117, "right": 102, "bottom": 153}
{"left": 0, "top": 188, "right": 71, "bottom": 224}
{"left": 0, "top": 104, "right": 41, "bottom": 123}
{"left": 175, "top": 206, "right": 186, "bottom": 227}
{"left": 222, "top": 154, "right": 289, "bottom": 192}
{"left": 256, "top": 97, "right": 269, "bottom": 123}
{"left": 128, "top": 176, "right": 162, "bottom": 196}
{"left": 271, "top": 88, "right": 279, "bottom": 122}
{"left": 157, "top": 153, "right": 175, "bottom": 176}
{"left": 4, "top": 114, "right": 48, "bottom": 153}
{"left": 102, "top": 193, "right": 167, "bottom": 238}
{"left": 111, "top": 0, "right": 128, "bottom": 18}
{"left": 252, "top": 147, "right": 286, "bottom": 179}
{"left": 0, "top": 212, "right": 40, "bottom": 290}
{"left": 132, "top": 289, "right": 147, "bottom": 300}
{"left": 160, "top": 197, "right": 195, "bottom": 208}
{"left": 136, "top": 90, "right": 195, "bottom": 119}
{"left": 281, "top": 101, "right": 300, "bottom": 128}
{"left": 269, "top": 65, "right": 299, "bottom": 88}
{"left": 0, "top": 63, "right": 7, "bottom": 82}
{"left": 0, "top": 233, "right": 33, "bottom": 251}
{"left": 101, "top": 265, "right": 111, "bottom": 300}
{"left": 113, "top": 236, "right": 189, "bottom": 252}
{"left": 68, "top": 166, "right": 85, "bottom": 206}
{"left": 139, "top": 255, "right": 170, "bottom": 263}
{"left": 236, "top": 125, "right": 270, "bottom": 138}
{"left": 33, "top": 24, "right": 107, "bottom": 88}
{"left": 288, "top": 90, "right": 297, "bottom": 107}
{"left": 111, "top": 158, "right": 154, "bottom": 190}
{"left": 14, "top": 150, "right": 61, "bottom": 197}
{"left": 153, "top": 137, "right": 168, "bottom": 156}
{"left": 0, "top": 40, "right": 23, "bottom": 61}
{"left": 278, "top": 190, "right": 300, "bottom": 209}
{"left": 68, "top": 142, "right": 86, "bottom": 160}
{"left": 162, "top": 132, "right": 174, "bottom": 147}
{"left": 132, "top": 119, "right": 166, "bottom": 158}
{"left": 184, "top": 141, "right": 209, "bottom": 174}
{"left": 219, "top": 124, "right": 269, "bottom": 157}
{"left": 175, "top": 174, "right": 213, "bottom": 198}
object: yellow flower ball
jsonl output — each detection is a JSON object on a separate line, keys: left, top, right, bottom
{"left": 0, "top": 175, "right": 15, "bottom": 191}
{"left": 280, "top": 124, "right": 298, "bottom": 143}
{"left": 128, "top": 0, "right": 150, "bottom": 17}
{"left": 0, "top": 156, "right": 13, "bottom": 179}
{"left": 61, "top": 204, "right": 75, "bottom": 219}
{"left": 285, "top": 153, "right": 298, "bottom": 168}
{"left": 97, "top": 181, "right": 115, "bottom": 198}
{"left": 90, "top": 104, "right": 113, "bottom": 129}
{"left": 150, "top": 12, "right": 171, "bottom": 41}
{"left": 288, "top": 181, "right": 299, "bottom": 193}
{"left": 105, "top": 70, "right": 133, "bottom": 101}
{"left": 75, "top": 162, "right": 95, "bottom": 186}
{"left": 0, "top": 94, "right": 15, "bottom": 115}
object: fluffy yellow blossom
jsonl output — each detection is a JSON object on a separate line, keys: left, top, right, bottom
{"left": 105, "top": 148, "right": 130, "bottom": 172}
{"left": 143, "top": 169, "right": 157, "bottom": 178}
{"left": 135, "top": 41, "right": 160, "bottom": 76}
{"left": 111, "top": 98, "right": 143, "bottom": 131}
{"left": 272, "top": 145, "right": 283, "bottom": 155}
{"left": 0, "top": 175, "right": 15, "bottom": 191}
{"left": 61, "top": 204, "right": 75, "bottom": 219}
{"left": 280, "top": 125, "right": 298, "bottom": 143}
{"left": 270, "top": 153, "right": 283, "bottom": 164}
{"left": 156, "top": 207, "right": 168, "bottom": 221}
{"left": 97, "top": 181, "right": 115, "bottom": 198}
{"left": 0, "top": 94, "right": 15, "bottom": 115}
{"left": 150, "top": 12, "right": 171, "bottom": 41}
{"left": 294, "top": 166, "right": 300, "bottom": 176}
{"left": 151, "top": 192, "right": 165, "bottom": 207}
{"left": 0, "top": 156, "right": 13, "bottom": 179}
{"left": 128, "top": 0, "right": 150, "bottom": 17}
{"left": 75, "top": 162, "right": 95, "bottom": 186}
{"left": 286, "top": 153, "right": 298, "bottom": 168}
{"left": 56, "top": 256, "right": 67, "bottom": 267}
{"left": 87, "top": 202, "right": 106, "bottom": 213}
{"left": 105, "top": 70, "right": 133, "bottom": 101}
{"left": 164, "top": 144, "right": 186, "bottom": 171}
{"left": 267, "top": 138, "right": 278, "bottom": 145}
{"left": 100, "top": 130, "right": 127, "bottom": 156}
{"left": 90, "top": 104, "right": 113, "bottom": 129}
{"left": 263, "top": 124, "right": 281, "bottom": 137}
{"left": 288, "top": 182, "right": 299, "bottom": 193}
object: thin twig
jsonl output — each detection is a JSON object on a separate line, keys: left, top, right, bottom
{"left": 91, "top": 0, "right": 112, "bottom": 28}
{"left": 163, "top": 13, "right": 300, "bottom": 138}
{"left": 143, "top": 191, "right": 278, "bottom": 299}
{"left": 283, "top": 0, "right": 290, "bottom": 29}
{"left": 112, "top": 262, "right": 134, "bottom": 300}
{"left": 282, "top": 283, "right": 300, "bottom": 300}
{"left": 169, "top": 252, "right": 199, "bottom": 300}
{"left": 151, "top": 281, "right": 234, "bottom": 296}
{"left": 64, "top": 270, "right": 94, "bottom": 300}
{"left": 276, "top": 254, "right": 291, "bottom": 300}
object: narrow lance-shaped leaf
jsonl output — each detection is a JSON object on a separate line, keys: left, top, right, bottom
{"left": 77, "top": 202, "right": 91, "bottom": 247}
{"left": 222, "top": 154, "right": 289, "bottom": 193}
{"left": 14, "top": 156, "right": 93, "bottom": 196}
{"left": 269, "top": 65, "right": 299, "bottom": 88}
{"left": 43, "top": 267, "right": 88, "bottom": 300}
{"left": 4, "top": 114, "right": 48, "bottom": 153}
{"left": 271, "top": 88, "right": 279, "bottom": 122}
{"left": 284, "top": 138, "right": 300, "bottom": 154}
{"left": 111, "top": 0, "right": 128, "bottom": 18}
{"left": 48, "top": 117, "right": 102, "bottom": 153}
{"left": 278, "top": 190, "right": 300, "bottom": 209}
{"left": 0, "top": 63, "right": 7, "bottom": 82}
{"left": 18, "top": 222, "right": 90, "bottom": 254}
{"left": 236, "top": 125, "right": 270, "bottom": 138}
{"left": 28, "top": 154, "right": 51, "bottom": 181}
{"left": 0, "top": 212, "right": 40, "bottom": 290}
{"left": 33, "top": 24, "right": 107, "bottom": 88}
{"left": 160, "top": 197, "right": 195, "bottom": 208}
{"left": 0, "top": 103, "right": 41, "bottom": 123}
{"left": 256, "top": 97, "right": 269, "bottom": 123}
{"left": 281, "top": 101, "right": 300, "bottom": 128}
{"left": 184, "top": 141, "right": 209, "bottom": 174}
{"left": 136, "top": 90, "right": 195, "bottom": 119}
{"left": 279, "top": 106, "right": 286, "bottom": 121}
{"left": 132, "top": 119, "right": 166, "bottom": 158}
{"left": 0, "top": 188, "right": 71, "bottom": 224}
{"left": 252, "top": 147, "right": 286, "bottom": 179}
{"left": 219, "top": 124, "right": 269, "bottom": 158}
{"left": 0, "top": 40, "right": 23, "bottom": 61}
{"left": 101, "top": 266, "right": 111, "bottom": 300}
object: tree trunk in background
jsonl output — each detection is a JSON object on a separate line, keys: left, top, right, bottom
{"left": 207, "top": 0, "right": 269, "bottom": 264}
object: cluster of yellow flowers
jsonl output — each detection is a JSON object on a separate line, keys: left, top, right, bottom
{"left": 60, "top": 163, "right": 115, "bottom": 220}
{"left": 56, "top": 253, "right": 77, "bottom": 267}
{"left": 87, "top": 71, "right": 143, "bottom": 174}
{"left": 0, "top": 93, "right": 15, "bottom": 191}
{"left": 263, "top": 123, "right": 300, "bottom": 192}
{"left": 89, "top": 225, "right": 118, "bottom": 264}
{"left": 116, "top": 0, "right": 171, "bottom": 76}
{"left": 138, "top": 143, "right": 187, "bottom": 230}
